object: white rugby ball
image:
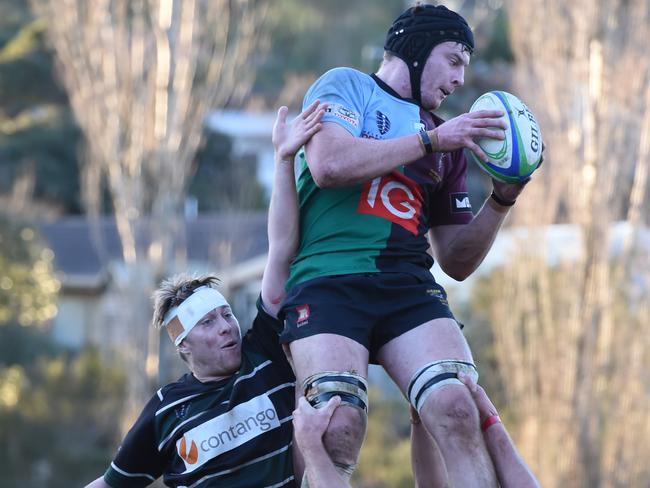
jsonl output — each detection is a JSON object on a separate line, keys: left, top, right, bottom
{"left": 468, "top": 91, "right": 543, "bottom": 183}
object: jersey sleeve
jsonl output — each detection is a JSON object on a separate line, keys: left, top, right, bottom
{"left": 420, "top": 111, "right": 474, "bottom": 227}
{"left": 303, "top": 67, "right": 369, "bottom": 137}
{"left": 244, "top": 296, "right": 293, "bottom": 375}
{"left": 103, "top": 395, "right": 164, "bottom": 488}
{"left": 428, "top": 148, "right": 474, "bottom": 227}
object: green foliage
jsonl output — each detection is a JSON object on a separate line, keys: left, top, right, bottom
{"left": 0, "top": 106, "right": 82, "bottom": 210}
{"left": 253, "top": 0, "right": 404, "bottom": 109}
{"left": 0, "top": 339, "right": 126, "bottom": 488}
{"left": 481, "top": 8, "right": 514, "bottom": 63}
{"left": 190, "top": 131, "right": 267, "bottom": 210}
{"left": 0, "top": 1, "right": 82, "bottom": 213}
{"left": 0, "top": 215, "right": 60, "bottom": 326}
{"left": 0, "top": 199, "right": 126, "bottom": 488}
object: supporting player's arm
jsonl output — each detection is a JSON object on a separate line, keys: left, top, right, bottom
{"left": 261, "top": 101, "right": 325, "bottom": 481}
{"left": 262, "top": 101, "right": 325, "bottom": 317}
{"left": 409, "top": 406, "right": 450, "bottom": 488}
{"left": 84, "top": 478, "right": 112, "bottom": 488}
{"left": 458, "top": 373, "right": 540, "bottom": 488}
{"left": 293, "top": 396, "right": 352, "bottom": 488}
{"left": 305, "top": 111, "right": 506, "bottom": 188}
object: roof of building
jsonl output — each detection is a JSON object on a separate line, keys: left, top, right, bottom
{"left": 204, "top": 110, "right": 279, "bottom": 139}
{"left": 37, "top": 212, "right": 269, "bottom": 290}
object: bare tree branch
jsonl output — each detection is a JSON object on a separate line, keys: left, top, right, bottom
{"left": 483, "top": 2, "right": 650, "bottom": 486}
{"left": 31, "top": 0, "right": 269, "bottom": 430}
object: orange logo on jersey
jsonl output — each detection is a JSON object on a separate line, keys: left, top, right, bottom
{"left": 178, "top": 436, "right": 198, "bottom": 465}
{"left": 358, "top": 173, "right": 423, "bottom": 235}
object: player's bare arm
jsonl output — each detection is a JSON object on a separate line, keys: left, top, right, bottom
{"left": 305, "top": 109, "right": 505, "bottom": 188}
{"left": 428, "top": 199, "right": 509, "bottom": 281}
{"left": 459, "top": 373, "right": 541, "bottom": 488}
{"left": 84, "top": 477, "right": 111, "bottom": 488}
{"left": 293, "top": 396, "right": 352, "bottom": 488}
{"left": 262, "top": 100, "right": 325, "bottom": 316}
{"left": 429, "top": 142, "right": 544, "bottom": 281}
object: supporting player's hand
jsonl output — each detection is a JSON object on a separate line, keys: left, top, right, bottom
{"left": 458, "top": 372, "right": 498, "bottom": 424}
{"left": 293, "top": 395, "right": 341, "bottom": 453}
{"left": 272, "top": 100, "right": 326, "bottom": 163}
{"left": 435, "top": 110, "right": 507, "bottom": 162}
{"left": 491, "top": 141, "right": 545, "bottom": 204}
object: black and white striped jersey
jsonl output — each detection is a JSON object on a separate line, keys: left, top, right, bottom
{"left": 103, "top": 300, "right": 296, "bottom": 488}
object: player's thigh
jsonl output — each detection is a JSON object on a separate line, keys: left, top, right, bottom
{"left": 281, "top": 275, "right": 375, "bottom": 385}
{"left": 289, "top": 333, "right": 369, "bottom": 386}
{"left": 377, "top": 317, "right": 473, "bottom": 395}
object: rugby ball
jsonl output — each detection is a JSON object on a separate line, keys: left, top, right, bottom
{"left": 468, "top": 91, "right": 543, "bottom": 183}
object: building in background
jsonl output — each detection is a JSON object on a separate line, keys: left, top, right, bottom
{"left": 38, "top": 213, "right": 269, "bottom": 351}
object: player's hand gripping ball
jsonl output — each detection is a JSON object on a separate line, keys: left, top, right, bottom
{"left": 469, "top": 91, "right": 543, "bottom": 183}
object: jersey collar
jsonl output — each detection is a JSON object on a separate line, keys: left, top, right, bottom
{"left": 371, "top": 73, "right": 420, "bottom": 106}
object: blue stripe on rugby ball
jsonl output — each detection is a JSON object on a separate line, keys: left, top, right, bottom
{"left": 468, "top": 149, "right": 521, "bottom": 184}
{"left": 492, "top": 91, "right": 521, "bottom": 178}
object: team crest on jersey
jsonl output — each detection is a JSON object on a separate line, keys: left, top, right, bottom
{"left": 295, "top": 304, "right": 310, "bottom": 327}
{"left": 326, "top": 103, "right": 359, "bottom": 127}
{"left": 358, "top": 172, "right": 423, "bottom": 235}
{"left": 376, "top": 110, "right": 391, "bottom": 135}
{"left": 175, "top": 403, "right": 189, "bottom": 419}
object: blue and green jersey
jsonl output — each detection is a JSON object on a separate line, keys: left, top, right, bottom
{"left": 287, "top": 68, "right": 473, "bottom": 289}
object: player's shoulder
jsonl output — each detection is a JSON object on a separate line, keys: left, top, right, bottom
{"left": 323, "top": 66, "right": 371, "bottom": 81}
{"left": 315, "top": 67, "right": 374, "bottom": 88}
{"left": 156, "top": 373, "right": 206, "bottom": 406}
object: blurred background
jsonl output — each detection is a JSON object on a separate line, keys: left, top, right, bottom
{"left": 1, "top": 0, "right": 649, "bottom": 486}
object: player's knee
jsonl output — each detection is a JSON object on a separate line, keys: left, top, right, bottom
{"left": 322, "top": 404, "right": 367, "bottom": 465}
{"left": 302, "top": 371, "right": 368, "bottom": 465}
{"left": 423, "top": 385, "right": 480, "bottom": 440}
{"left": 408, "top": 359, "right": 481, "bottom": 441}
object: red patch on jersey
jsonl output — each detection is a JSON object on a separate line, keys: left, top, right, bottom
{"left": 357, "top": 172, "right": 423, "bottom": 235}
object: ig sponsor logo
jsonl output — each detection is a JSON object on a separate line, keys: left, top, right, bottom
{"left": 358, "top": 173, "right": 423, "bottom": 235}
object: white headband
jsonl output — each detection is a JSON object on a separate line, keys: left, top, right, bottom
{"left": 163, "top": 286, "right": 230, "bottom": 346}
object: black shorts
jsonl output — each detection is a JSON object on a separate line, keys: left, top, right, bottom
{"left": 279, "top": 272, "right": 457, "bottom": 364}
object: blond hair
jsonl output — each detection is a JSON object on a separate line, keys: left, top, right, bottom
{"left": 151, "top": 273, "right": 221, "bottom": 329}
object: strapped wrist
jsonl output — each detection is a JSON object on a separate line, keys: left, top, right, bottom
{"left": 490, "top": 190, "right": 516, "bottom": 207}
{"left": 419, "top": 129, "right": 433, "bottom": 154}
{"left": 428, "top": 129, "right": 439, "bottom": 152}
{"left": 418, "top": 129, "right": 439, "bottom": 155}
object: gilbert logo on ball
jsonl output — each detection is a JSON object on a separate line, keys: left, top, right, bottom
{"left": 469, "top": 91, "right": 543, "bottom": 183}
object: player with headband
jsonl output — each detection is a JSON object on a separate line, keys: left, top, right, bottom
{"left": 83, "top": 100, "right": 330, "bottom": 488}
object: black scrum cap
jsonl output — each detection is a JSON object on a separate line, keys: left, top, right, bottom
{"left": 384, "top": 4, "right": 474, "bottom": 105}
